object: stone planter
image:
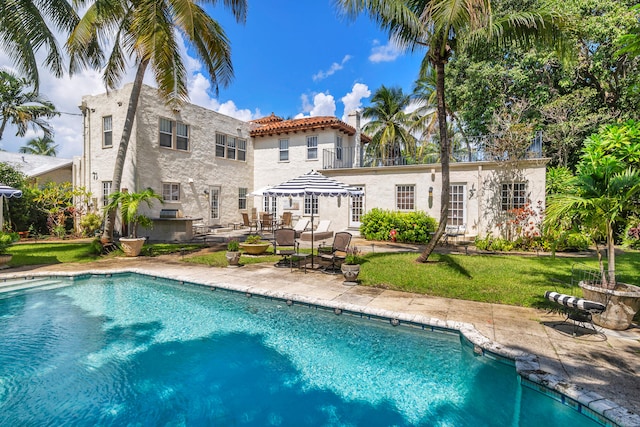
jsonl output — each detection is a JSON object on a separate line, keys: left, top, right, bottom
{"left": 0, "top": 254, "right": 12, "bottom": 267}
{"left": 239, "top": 242, "right": 270, "bottom": 255}
{"left": 579, "top": 281, "right": 640, "bottom": 330}
{"left": 119, "top": 237, "right": 146, "bottom": 257}
{"left": 226, "top": 251, "right": 241, "bottom": 267}
{"left": 341, "top": 264, "right": 360, "bottom": 284}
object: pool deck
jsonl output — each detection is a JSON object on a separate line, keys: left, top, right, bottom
{"left": 1, "top": 241, "right": 639, "bottom": 426}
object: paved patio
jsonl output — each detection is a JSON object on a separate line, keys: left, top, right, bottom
{"left": 1, "top": 241, "right": 639, "bottom": 425}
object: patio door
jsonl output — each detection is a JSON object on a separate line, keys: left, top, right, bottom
{"left": 209, "top": 186, "right": 221, "bottom": 225}
{"left": 349, "top": 186, "right": 364, "bottom": 228}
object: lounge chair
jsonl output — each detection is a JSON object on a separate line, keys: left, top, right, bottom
{"left": 318, "top": 232, "right": 352, "bottom": 273}
{"left": 544, "top": 291, "right": 606, "bottom": 336}
{"left": 300, "top": 220, "right": 333, "bottom": 242}
{"left": 292, "top": 218, "right": 310, "bottom": 238}
{"left": 273, "top": 228, "right": 298, "bottom": 268}
{"left": 241, "top": 212, "right": 258, "bottom": 233}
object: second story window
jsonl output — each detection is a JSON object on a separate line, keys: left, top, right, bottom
{"left": 103, "top": 116, "right": 112, "bottom": 148}
{"left": 226, "top": 137, "right": 236, "bottom": 160}
{"left": 215, "top": 134, "right": 226, "bottom": 157}
{"left": 159, "top": 118, "right": 189, "bottom": 151}
{"left": 237, "top": 139, "right": 247, "bottom": 161}
{"left": 336, "top": 135, "right": 343, "bottom": 160}
{"left": 162, "top": 183, "right": 180, "bottom": 202}
{"left": 279, "top": 139, "right": 289, "bottom": 161}
{"left": 307, "top": 135, "right": 318, "bottom": 160}
{"left": 215, "top": 133, "right": 246, "bottom": 162}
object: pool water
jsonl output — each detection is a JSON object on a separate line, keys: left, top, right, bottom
{"left": 0, "top": 274, "right": 602, "bottom": 426}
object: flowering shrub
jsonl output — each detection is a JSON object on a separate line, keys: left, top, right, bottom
{"left": 624, "top": 221, "right": 640, "bottom": 249}
{"left": 344, "top": 246, "right": 362, "bottom": 264}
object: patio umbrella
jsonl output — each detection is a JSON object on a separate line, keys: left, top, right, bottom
{"left": 263, "top": 170, "right": 363, "bottom": 268}
{"left": 0, "top": 184, "right": 23, "bottom": 231}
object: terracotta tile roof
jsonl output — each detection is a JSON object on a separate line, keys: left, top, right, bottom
{"left": 250, "top": 115, "right": 371, "bottom": 143}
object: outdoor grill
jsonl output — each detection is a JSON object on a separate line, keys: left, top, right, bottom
{"left": 159, "top": 209, "right": 183, "bottom": 219}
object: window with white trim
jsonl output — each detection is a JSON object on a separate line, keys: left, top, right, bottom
{"left": 336, "top": 135, "right": 343, "bottom": 160}
{"left": 214, "top": 133, "right": 246, "bottom": 162}
{"left": 237, "top": 139, "right": 246, "bottom": 161}
{"left": 103, "top": 116, "right": 112, "bottom": 147}
{"left": 102, "top": 181, "right": 112, "bottom": 207}
{"left": 304, "top": 195, "right": 318, "bottom": 215}
{"left": 448, "top": 184, "right": 466, "bottom": 226}
{"left": 501, "top": 182, "right": 527, "bottom": 210}
{"left": 226, "top": 137, "right": 236, "bottom": 160}
{"left": 307, "top": 135, "right": 318, "bottom": 159}
{"left": 159, "top": 118, "right": 189, "bottom": 151}
{"left": 279, "top": 139, "right": 289, "bottom": 161}
{"left": 238, "top": 187, "right": 247, "bottom": 210}
{"left": 162, "top": 183, "right": 180, "bottom": 202}
{"left": 215, "top": 134, "right": 226, "bottom": 157}
{"left": 396, "top": 185, "right": 415, "bottom": 210}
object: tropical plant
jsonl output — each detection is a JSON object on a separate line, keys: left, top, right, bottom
{"left": 32, "top": 181, "right": 84, "bottom": 237}
{"left": 0, "top": 70, "right": 58, "bottom": 140}
{"left": 545, "top": 121, "right": 640, "bottom": 287}
{"left": 0, "top": 0, "right": 82, "bottom": 88}
{"left": 362, "top": 85, "right": 416, "bottom": 163}
{"left": 104, "top": 188, "right": 162, "bottom": 238}
{"left": 245, "top": 235, "right": 265, "bottom": 244}
{"left": 344, "top": 246, "right": 362, "bottom": 265}
{"left": 0, "top": 231, "right": 18, "bottom": 254}
{"left": 67, "top": 0, "right": 248, "bottom": 243}
{"left": 337, "top": 0, "right": 568, "bottom": 263}
{"left": 19, "top": 136, "right": 58, "bottom": 156}
{"left": 79, "top": 212, "right": 102, "bottom": 237}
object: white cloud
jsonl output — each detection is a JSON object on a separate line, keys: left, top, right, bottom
{"left": 297, "top": 92, "right": 336, "bottom": 118}
{"left": 369, "top": 40, "right": 402, "bottom": 63}
{"left": 341, "top": 83, "right": 371, "bottom": 121}
{"left": 312, "top": 55, "right": 352, "bottom": 82}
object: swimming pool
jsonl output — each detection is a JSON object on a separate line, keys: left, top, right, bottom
{"left": 0, "top": 273, "right": 606, "bottom": 426}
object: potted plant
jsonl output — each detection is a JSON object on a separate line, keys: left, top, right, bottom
{"left": 226, "top": 239, "right": 241, "bottom": 266}
{"left": 239, "top": 234, "right": 271, "bottom": 255}
{"left": 341, "top": 246, "right": 362, "bottom": 284}
{"left": 105, "top": 188, "right": 162, "bottom": 257}
{"left": 0, "top": 231, "right": 19, "bottom": 267}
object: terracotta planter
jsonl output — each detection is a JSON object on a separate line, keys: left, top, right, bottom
{"left": 239, "top": 242, "right": 270, "bottom": 255}
{"left": 226, "top": 251, "right": 241, "bottom": 266}
{"left": 119, "top": 237, "right": 146, "bottom": 257}
{"left": 341, "top": 264, "right": 360, "bottom": 283}
{"left": 579, "top": 281, "right": 640, "bottom": 330}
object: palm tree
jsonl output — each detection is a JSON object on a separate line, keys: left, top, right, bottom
{"left": 0, "top": 70, "right": 58, "bottom": 140}
{"left": 105, "top": 188, "right": 163, "bottom": 238}
{"left": 67, "top": 0, "right": 247, "bottom": 243}
{"left": 19, "top": 136, "right": 58, "bottom": 156}
{"left": 336, "top": 0, "right": 567, "bottom": 262}
{"left": 0, "top": 0, "right": 82, "bottom": 88}
{"left": 362, "top": 85, "right": 416, "bottom": 164}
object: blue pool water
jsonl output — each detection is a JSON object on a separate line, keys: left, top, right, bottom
{"left": 0, "top": 274, "right": 603, "bottom": 426}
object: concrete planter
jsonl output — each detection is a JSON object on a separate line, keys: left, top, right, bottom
{"left": 239, "top": 242, "right": 270, "bottom": 255}
{"left": 341, "top": 264, "right": 360, "bottom": 284}
{"left": 579, "top": 281, "right": 640, "bottom": 330}
{"left": 0, "top": 254, "right": 12, "bottom": 267}
{"left": 226, "top": 251, "right": 241, "bottom": 267}
{"left": 120, "top": 238, "right": 146, "bottom": 257}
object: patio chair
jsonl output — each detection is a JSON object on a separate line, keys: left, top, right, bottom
{"left": 241, "top": 212, "right": 258, "bottom": 233}
{"left": 273, "top": 228, "right": 299, "bottom": 268}
{"left": 544, "top": 291, "right": 606, "bottom": 337}
{"left": 318, "top": 232, "right": 352, "bottom": 274}
{"left": 281, "top": 211, "right": 293, "bottom": 227}
{"left": 261, "top": 212, "right": 275, "bottom": 232}
{"left": 300, "top": 220, "right": 333, "bottom": 242}
{"left": 292, "top": 218, "right": 310, "bottom": 238}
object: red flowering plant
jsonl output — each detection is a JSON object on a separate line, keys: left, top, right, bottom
{"left": 501, "top": 200, "right": 544, "bottom": 250}
{"left": 389, "top": 229, "right": 397, "bottom": 242}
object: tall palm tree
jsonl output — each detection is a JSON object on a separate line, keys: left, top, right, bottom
{"left": 68, "top": 0, "right": 247, "bottom": 243}
{"left": 0, "top": 0, "right": 82, "bottom": 88}
{"left": 336, "top": 0, "right": 567, "bottom": 262}
{"left": 0, "top": 70, "right": 58, "bottom": 140}
{"left": 362, "top": 85, "right": 416, "bottom": 163}
{"left": 19, "top": 136, "right": 58, "bottom": 156}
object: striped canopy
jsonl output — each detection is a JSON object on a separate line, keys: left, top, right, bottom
{"left": 0, "top": 184, "right": 22, "bottom": 198}
{"left": 263, "top": 171, "right": 363, "bottom": 197}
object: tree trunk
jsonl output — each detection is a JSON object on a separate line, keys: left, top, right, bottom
{"left": 607, "top": 222, "right": 616, "bottom": 289}
{"left": 101, "top": 59, "right": 149, "bottom": 243}
{"left": 416, "top": 58, "right": 450, "bottom": 263}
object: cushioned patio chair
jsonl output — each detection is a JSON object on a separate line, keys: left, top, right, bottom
{"left": 273, "top": 228, "right": 298, "bottom": 268}
{"left": 292, "top": 218, "right": 310, "bottom": 238}
{"left": 544, "top": 291, "right": 606, "bottom": 336}
{"left": 318, "top": 231, "right": 352, "bottom": 274}
{"left": 300, "top": 220, "right": 333, "bottom": 242}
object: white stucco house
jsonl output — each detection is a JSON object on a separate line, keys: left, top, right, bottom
{"left": 0, "top": 151, "right": 73, "bottom": 184}
{"left": 76, "top": 84, "right": 548, "bottom": 241}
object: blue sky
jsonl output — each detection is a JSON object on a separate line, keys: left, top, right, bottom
{"left": 0, "top": 1, "right": 425, "bottom": 158}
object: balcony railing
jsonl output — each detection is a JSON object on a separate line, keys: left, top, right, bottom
{"left": 322, "top": 131, "right": 544, "bottom": 170}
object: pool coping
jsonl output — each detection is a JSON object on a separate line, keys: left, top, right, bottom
{"left": 2, "top": 268, "right": 639, "bottom": 427}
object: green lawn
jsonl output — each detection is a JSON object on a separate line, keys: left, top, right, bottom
{"left": 6, "top": 241, "right": 640, "bottom": 313}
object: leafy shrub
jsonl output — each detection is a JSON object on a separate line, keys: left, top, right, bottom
{"left": 245, "top": 235, "right": 264, "bottom": 244}
{"left": 80, "top": 213, "right": 102, "bottom": 237}
{"left": 0, "top": 232, "right": 18, "bottom": 254}
{"left": 360, "top": 208, "right": 436, "bottom": 243}
{"left": 623, "top": 220, "right": 640, "bottom": 249}
{"left": 88, "top": 238, "right": 103, "bottom": 255}
{"left": 227, "top": 239, "right": 240, "bottom": 251}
